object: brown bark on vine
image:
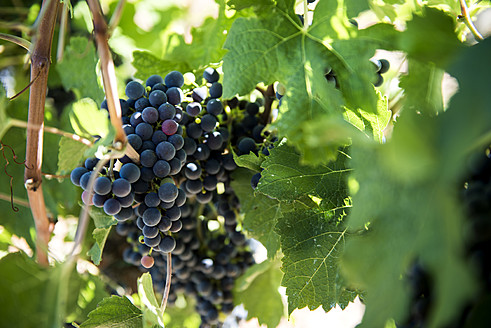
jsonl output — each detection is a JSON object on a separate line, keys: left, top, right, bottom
{"left": 24, "top": 0, "right": 60, "bottom": 266}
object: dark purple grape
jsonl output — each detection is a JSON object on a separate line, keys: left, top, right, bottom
{"left": 94, "top": 176, "right": 112, "bottom": 195}
{"left": 146, "top": 74, "right": 164, "bottom": 88}
{"left": 166, "top": 87, "right": 184, "bottom": 105}
{"left": 120, "top": 163, "right": 140, "bottom": 183}
{"left": 206, "top": 99, "right": 223, "bottom": 116}
{"left": 158, "top": 182, "right": 179, "bottom": 202}
{"left": 104, "top": 198, "right": 122, "bottom": 215}
{"left": 164, "top": 71, "right": 184, "bottom": 88}
{"left": 203, "top": 67, "right": 219, "bottom": 83}
{"left": 142, "top": 107, "right": 159, "bottom": 124}
{"left": 70, "top": 167, "right": 88, "bottom": 186}
{"left": 112, "top": 178, "right": 132, "bottom": 197}
{"left": 125, "top": 81, "right": 145, "bottom": 100}
{"left": 158, "top": 103, "right": 176, "bottom": 120}
{"left": 148, "top": 90, "right": 167, "bottom": 107}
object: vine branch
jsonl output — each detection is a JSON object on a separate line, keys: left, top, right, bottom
{"left": 86, "top": 0, "right": 140, "bottom": 164}
{"left": 24, "top": 0, "right": 60, "bottom": 266}
{"left": 0, "top": 32, "right": 31, "bottom": 50}
{"left": 160, "top": 252, "right": 173, "bottom": 313}
{"left": 459, "top": 0, "right": 484, "bottom": 41}
{"left": 10, "top": 119, "right": 93, "bottom": 146}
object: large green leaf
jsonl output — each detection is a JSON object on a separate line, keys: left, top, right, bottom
{"left": 234, "top": 260, "right": 284, "bottom": 328}
{"left": 222, "top": 0, "right": 399, "bottom": 161}
{"left": 57, "top": 137, "right": 90, "bottom": 175}
{"left": 231, "top": 169, "right": 281, "bottom": 258}
{"left": 69, "top": 98, "right": 110, "bottom": 139}
{"left": 87, "top": 207, "right": 117, "bottom": 265}
{"left": 342, "top": 39, "right": 491, "bottom": 328}
{"left": 138, "top": 272, "right": 164, "bottom": 328}
{"left": 56, "top": 37, "right": 104, "bottom": 104}
{"left": 257, "top": 142, "right": 351, "bottom": 206}
{"left": 80, "top": 295, "right": 143, "bottom": 328}
{"left": 276, "top": 208, "right": 357, "bottom": 315}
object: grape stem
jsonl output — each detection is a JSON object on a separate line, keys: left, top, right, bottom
{"left": 0, "top": 192, "right": 30, "bottom": 208}
{"left": 86, "top": 0, "right": 141, "bottom": 165}
{"left": 0, "top": 32, "right": 31, "bottom": 50}
{"left": 24, "top": 0, "right": 61, "bottom": 266}
{"left": 260, "top": 84, "right": 275, "bottom": 125}
{"left": 160, "top": 252, "right": 173, "bottom": 313}
{"left": 10, "top": 119, "right": 93, "bottom": 146}
{"left": 459, "top": 0, "right": 484, "bottom": 41}
{"left": 108, "top": 0, "right": 127, "bottom": 34}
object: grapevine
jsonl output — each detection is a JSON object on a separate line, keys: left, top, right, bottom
{"left": 0, "top": 1, "right": 490, "bottom": 328}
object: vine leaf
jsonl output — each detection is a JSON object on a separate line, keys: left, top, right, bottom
{"left": 87, "top": 207, "right": 117, "bottom": 265}
{"left": 137, "top": 272, "right": 164, "bottom": 328}
{"left": 342, "top": 38, "right": 491, "bottom": 328}
{"left": 56, "top": 37, "right": 104, "bottom": 104}
{"left": 232, "top": 148, "right": 263, "bottom": 172}
{"left": 57, "top": 137, "right": 89, "bottom": 175}
{"left": 399, "top": 59, "right": 444, "bottom": 115}
{"left": 223, "top": 0, "right": 396, "bottom": 161}
{"left": 398, "top": 7, "right": 463, "bottom": 68}
{"left": 231, "top": 169, "right": 281, "bottom": 258}
{"left": 276, "top": 209, "right": 357, "bottom": 315}
{"left": 80, "top": 295, "right": 143, "bottom": 328}
{"left": 234, "top": 260, "right": 284, "bottom": 328}
{"left": 257, "top": 142, "right": 351, "bottom": 206}
{"left": 69, "top": 98, "right": 111, "bottom": 139}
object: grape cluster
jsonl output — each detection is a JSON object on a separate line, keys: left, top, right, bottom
{"left": 71, "top": 68, "right": 269, "bottom": 326}
{"left": 116, "top": 198, "right": 254, "bottom": 327}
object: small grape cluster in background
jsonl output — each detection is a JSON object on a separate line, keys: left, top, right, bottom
{"left": 70, "top": 68, "right": 274, "bottom": 327}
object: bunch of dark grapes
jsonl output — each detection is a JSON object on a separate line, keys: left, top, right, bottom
{"left": 116, "top": 199, "right": 254, "bottom": 327}
{"left": 70, "top": 68, "right": 266, "bottom": 327}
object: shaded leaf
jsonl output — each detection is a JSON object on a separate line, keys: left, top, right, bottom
{"left": 80, "top": 295, "right": 143, "bottom": 328}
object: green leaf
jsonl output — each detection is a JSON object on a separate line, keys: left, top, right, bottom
{"left": 277, "top": 208, "right": 357, "bottom": 315}
{"left": 57, "top": 137, "right": 90, "bottom": 175}
{"left": 257, "top": 142, "right": 351, "bottom": 205}
{"left": 69, "top": 98, "right": 110, "bottom": 139}
{"left": 399, "top": 7, "right": 463, "bottom": 68}
{"left": 56, "top": 37, "right": 104, "bottom": 104}
{"left": 137, "top": 272, "right": 164, "bottom": 328}
{"left": 342, "top": 39, "right": 491, "bottom": 327}
{"left": 399, "top": 59, "right": 444, "bottom": 115}
{"left": 235, "top": 260, "right": 284, "bottom": 328}
{"left": 80, "top": 295, "right": 143, "bottom": 328}
{"left": 231, "top": 148, "right": 263, "bottom": 171}
{"left": 223, "top": 0, "right": 383, "bottom": 160}
{"left": 231, "top": 169, "right": 281, "bottom": 258}
{"left": 87, "top": 207, "right": 117, "bottom": 265}
{"left": 132, "top": 51, "right": 191, "bottom": 82}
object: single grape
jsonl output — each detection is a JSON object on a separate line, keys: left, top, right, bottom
{"left": 143, "top": 224, "right": 160, "bottom": 238}
{"left": 251, "top": 172, "right": 261, "bottom": 189}
{"left": 209, "top": 82, "right": 222, "bottom": 98}
{"left": 168, "top": 134, "right": 184, "bottom": 150}
{"left": 127, "top": 134, "right": 143, "bottom": 150}
{"left": 142, "top": 107, "right": 159, "bottom": 124}
{"left": 134, "top": 97, "right": 150, "bottom": 111}
{"left": 379, "top": 59, "right": 390, "bottom": 74}
{"left": 141, "top": 255, "right": 155, "bottom": 268}
{"left": 158, "top": 103, "right": 176, "bottom": 120}
{"left": 94, "top": 176, "right": 112, "bottom": 195}
{"left": 162, "top": 119, "right": 178, "bottom": 135}
{"left": 148, "top": 90, "right": 167, "bottom": 107}
{"left": 84, "top": 158, "right": 99, "bottom": 171}
{"left": 192, "top": 87, "right": 207, "bottom": 102}
{"left": 104, "top": 198, "right": 122, "bottom": 216}
{"left": 116, "top": 192, "right": 134, "bottom": 207}
{"left": 245, "top": 102, "right": 259, "bottom": 116}
{"left": 125, "top": 81, "right": 145, "bottom": 100}
{"left": 200, "top": 114, "right": 217, "bottom": 132}
{"left": 70, "top": 167, "right": 88, "bottom": 186}
{"left": 112, "top": 178, "right": 132, "bottom": 197}
{"left": 145, "top": 192, "right": 161, "bottom": 207}
{"left": 156, "top": 141, "right": 176, "bottom": 161}
{"left": 135, "top": 122, "right": 154, "bottom": 140}
{"left": 186, "top": 122, "right": 203, "bottom": 139}
{"left": 157, "top": 216, "right": 172, "bottom": 232}
{"left": 142, "top": 207, "right": 162, "bottom": 226}
{"left": 238, "top": 137, "right": 256, "bottom": 155}
{"left": 120, "top": 163, "right": 141, "bottom": 183}
{"left": 194, "top": 144, "right": 210, "bottom": 161}
{"left": 81, "top": 190, "right": 93, "bottom": 205}
{"left": 115, "top": 207, "right": 135, "bottom": 221}
{"left": 206, "top": 99, "right": 223, "bottom": 116}
{"left": 123, "top": 124, "right": 135, "bottom": 135}
{"left": 186, "top": 102, "right": 202, "bottom": 117}
{"left": 151, "top": 130, "right": 167, "bottom": 145}
{"left": 203, "top": 67, "right": 219, "bottom": 83}
{"left": 153, "top": 160, "right": 171, "bottom": 178}
{"left": 158, "top": 182, "right": 179, "bottom": 202}
{"left": 164, "top": 71, "right": 185, "bottom": 88}
{"left": 166, "top": 87, "right": 184, "bottom": 105}
{"left": 140, "top": 149, "right": 158, "bottom": 168}
{"left": 144, "top": 234, "right": 161, "bottom": 248}
{"left": 146, "top": 74, "right": 164, "bottom": 88}
{"left": 158, "top": 235, "right": 176, "bottom": 253}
